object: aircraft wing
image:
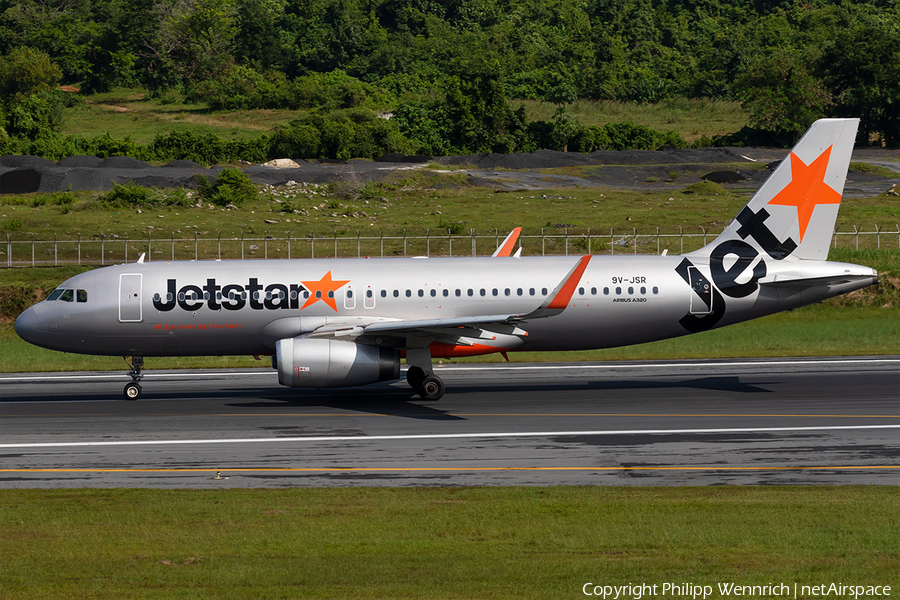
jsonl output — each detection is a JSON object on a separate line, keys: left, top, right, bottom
{"left": 304, "top": 255, "right": 592, "bottom": 343}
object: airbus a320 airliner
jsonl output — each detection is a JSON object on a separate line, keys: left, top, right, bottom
{"left": 15, "top": 118, "right": 878, "bottom": 400}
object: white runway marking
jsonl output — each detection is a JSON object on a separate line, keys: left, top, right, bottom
{"left": 3, "top": 424, "right": 898, "bottom": 449}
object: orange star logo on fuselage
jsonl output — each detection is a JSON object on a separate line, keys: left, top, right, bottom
{"left": 767, "top": 145, "right": 842, "bottom": 242}
{"left": 300, "top": 271, "right": 350, "bottom": 311}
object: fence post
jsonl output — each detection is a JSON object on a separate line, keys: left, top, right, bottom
{"left": 101, "top": 234, "right": 104, "bottom": 266}
{"left": 380, "top": 230, "right": 384, "bottom": 257}
{"left": 633, "top": 227, "right": 637, "bottom": 255}
{"left": 289, "top": 232, "right": 293, "bottom": 259}
{"left": 241, "top": 231, "right": 244, "bottom": 260}
{"left": 403, "top": 230, "right": 407, "bottom": 257}
{"left": 680, "top": 227, "right": 684, "bottom": 254}
{"left": 148, "top": 232, "right": 152, "bottom": 262}
{"left": 588, "top": 228, "right": 591, "bottom": 255}
{"left": 333, "top": 231, "right": 337, "bottom": 258}
{"left": 171, "top": 232, "right": 175, "bottom": 261}
{"left": 833, "top": 225, "right": 838, "bottom": 249}
{"left": 218, "top": 232, "right": 222, "bottom": 260}
{"left": 426, "top": 228, "right": 430, "bottom": 257}
{"left": 77, "top": 234, "right": 81, "bottom": 265}
{"left": 356, "top": 230, "right": 359, "bottom": 258}
{"left": 471, "top": 229, "right": 476, "bottom": 256}
{"left": 610, "top": 227, "right": 614, "bottom": 255}
{"left": 54, "top": 234, "right": 58, "bottom": 266}
{"left": 854, "top": 225, "right": 859, "bottom": 250}
{"left": 876, "top": 224, "right": 881, "bottom": 250}
{"left": 656, "top": 227, "right": 660, "bottom": 255}
{"left": 7, "top": 234, "right": 11, "bottom": 267}
{"left": 565, "top": 228, "right": 569, "bottom": 256}
{"left": 124, "top": 233, "right": 128, "bottom": 263}
{"left": 194, "top": 231, "right": 198, "bottom": 261}
{"left": 448, "top": 229, "right": 452, "bottom": 257}
{"left": 311, "top": 232, "right": 315, "bottom": 259}
{"left": 542, "top": 228, "right": 546, "bottom": 256}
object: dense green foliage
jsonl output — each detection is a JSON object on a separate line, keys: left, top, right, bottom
{"left": 1, "top": 0, "right": 898, "bottom": 153}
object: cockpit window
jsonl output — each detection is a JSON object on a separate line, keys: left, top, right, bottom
{"left": 76, "top": 289, "right": 88, "bottom": 303}
{"left": 47, "top": 288, "right": 64, "bottom": 301}
{"left": 59, "top": 289, "right": 74, "bottom": 302}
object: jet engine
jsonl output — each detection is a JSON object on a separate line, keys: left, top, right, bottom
{"left": 275, "top": 338, "right": 400, "bottom": 388}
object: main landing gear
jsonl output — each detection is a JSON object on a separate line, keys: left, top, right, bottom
{"left": 124, "top": 356, "right": 143, "bottom": 400}
{"left": 405, "top": 365, "right": 445, "bottom": 401}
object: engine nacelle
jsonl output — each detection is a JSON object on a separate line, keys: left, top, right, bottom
{"left": 275, "top": 338, "right": 399, "bottom": 388}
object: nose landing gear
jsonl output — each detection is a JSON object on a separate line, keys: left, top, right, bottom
{"left": 124, "top": 356, "right": 144, "bottom": 400}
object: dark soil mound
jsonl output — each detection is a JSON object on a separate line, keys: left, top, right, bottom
{"left": 97, "top": 156, "right": 151, "bottom": 169}
{"left": 57, "top": 155, "right": 102, "bottom": 168}
{"left": 0, "top": 155, "right": 56, "bottom": 168}
{"left": 701, "top": 170, "right": 747, "bottom": 184}
{"left": 376, "top": 153, "right": 433, "bottom": 163}
{"left": 0, "top": 168, "right": 43, "bottom": 193}
{"left": 162, "top": 159, "right": 202, "bottom": 169}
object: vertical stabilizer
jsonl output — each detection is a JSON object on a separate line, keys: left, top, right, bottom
{"left": 703, "top": 118, "right": 859, "bottom": 261}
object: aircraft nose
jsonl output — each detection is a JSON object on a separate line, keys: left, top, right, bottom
{"left": 14, "top": 306, "right": 37, "bottom": 344}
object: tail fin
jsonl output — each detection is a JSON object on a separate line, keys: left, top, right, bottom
{"left": 702, "top": 118, "right": 859, "bottom": 261}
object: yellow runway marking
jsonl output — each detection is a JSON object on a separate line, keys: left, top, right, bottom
{"left": 1, "top": 466, "right": 898, "bottom": 474}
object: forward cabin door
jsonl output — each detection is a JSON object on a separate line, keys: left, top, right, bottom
{"left": 119, "top": 273, "right": 143, "bottom": 322}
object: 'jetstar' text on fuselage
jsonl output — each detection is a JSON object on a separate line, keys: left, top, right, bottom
{"left": 152, "top": 278, "right": 308, "bottom": 311}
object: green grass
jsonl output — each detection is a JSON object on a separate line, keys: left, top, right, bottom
{"left": 2, "top": 183, "right": 899, "bottom": 260}
{"left": 61, "top": 88, "right": 302, "bottom": 145}
{"left": 1, "top": 487, "right": 897, "bottom": 600}
{"left": 518, "top": 98, "right": 748, "bottom": 141}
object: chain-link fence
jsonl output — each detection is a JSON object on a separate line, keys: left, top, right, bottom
{"left": 4, "top": 226, "right": 899, "bottom": 267}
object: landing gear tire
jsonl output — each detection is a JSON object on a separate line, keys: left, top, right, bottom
{"left": 124, "top": 382, "right": 142, "bottom": 400}
{"left": 418, "top": 375, "right": 445, "bottom": 401}
{"left": 406, "top": 366, "right": 426, "bottom": 389}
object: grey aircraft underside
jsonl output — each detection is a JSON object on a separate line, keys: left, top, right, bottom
{"left": 15, "top": 119, "right": 878, "bottom": 400}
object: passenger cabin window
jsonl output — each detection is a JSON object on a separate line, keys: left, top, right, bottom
{"left": 442, "top": 289, "right": 448, "bottom": 297}
{"left": 418, "top": 290, "right": 424, "bottom": 297}
{"left": 47, "top": 288, "right": 64, "bottom": 301}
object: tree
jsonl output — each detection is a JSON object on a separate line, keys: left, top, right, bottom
{"left": 735, "top": 52, "right": 831, "bottom": 144}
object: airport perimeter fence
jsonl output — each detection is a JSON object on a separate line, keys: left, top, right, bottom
{"left": 4, "top": 226, "right": 899, "bottom": 267}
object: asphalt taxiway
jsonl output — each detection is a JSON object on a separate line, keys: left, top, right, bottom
{"left": 1, "top": 357, "right": 898, "bottom": 488}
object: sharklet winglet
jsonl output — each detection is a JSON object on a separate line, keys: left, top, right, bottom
{"left": 492, "top": 227, "right": 522, "bottom": 257}
{"left": 516, "top": 255, "right": 592, "bottom": 319}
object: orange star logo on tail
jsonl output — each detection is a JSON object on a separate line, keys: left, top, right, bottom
{"left": 300, "top": 271, "right": 350, "bottom": 311}
{"left": 767, "top": 145, "right": 841, "bottom": 242}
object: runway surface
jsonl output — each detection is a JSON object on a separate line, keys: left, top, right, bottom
{"left": 1, "top": 357, "right": 898, "bottom": 488}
